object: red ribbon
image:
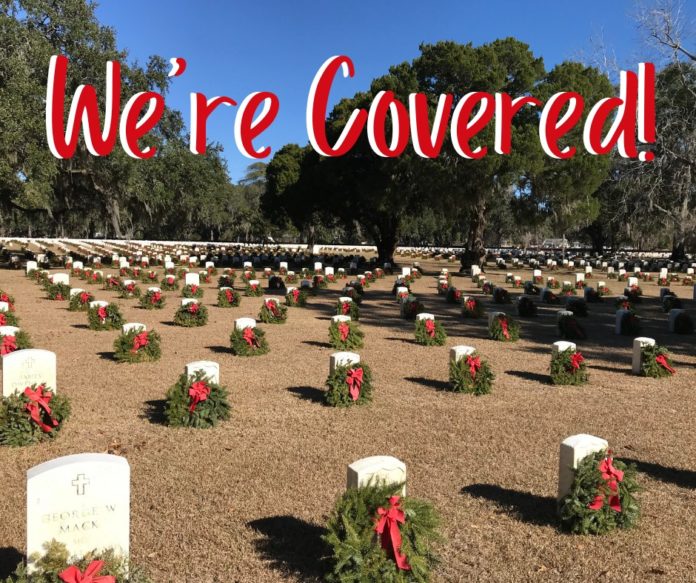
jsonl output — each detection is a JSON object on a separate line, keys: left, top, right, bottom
{"left": 465, "top": 299, "right": 476, "bottom": 311}
{"left": 655, "top": 354, "right": 675, "bottom": 374}
{"left": 0, "top": 313, "right": 5, "bottom": 326}
{"left": 588, "top": 455, "right": 624, "bottom": 513}
{"left": 23, "top": 385, "right": 59, "bottom": 433}
{"left": 346, "top": 367, "right": 363, "bottom": 401}
{"left": 243, "top": 327, "right": 259, "bottom": 347}
{"left": 454, "top": 290, "right": 461, "bottom": 301}
{"left": 1, "top": 335, "right": 17, "bottom": 355}
{"left": 424, "top": 319, "right": 436, "bottom": 338}
{"left": 55, "top": 294, "right": 64, "bottom": 301}
{"left": 500, "top": 317, "right": 510, "bottom": 339}
{"left": 466, "top": 355, "right": 481, "bottom": 379}
{"left": 59, "top": 560, "right": 115, "bottom": 583}
{"left": 292, "top": 289, "right": 300, "bottom": 301}
{"left": 375, "top": 496, "right": 411, "bottom": 571}
{"left": 266, "top": 300, "right": 280, "bottom": 316}
{"left": 126, "top": 283, "right": 135, "bottom": 293}
{"left": 570, "top": 352, "right": 584, "bottom": 370}
{"left": 338, "top": 322, "right": 350, "bottom": 341}
{"left": 188, "top": 381, "right": 211, "bottom": 413}
{"left": 188, "top": 303, "right": 199, "bottom": 314}
{"left": 225, "top": 289, "right": 233, "bottom": 302}
{"left": 131, "top": 331, "right": 149, "bottom": 353}
{"left": 79, "top": 292, "right": 90, "bottom": 304}
{"left": 341, "top": 302, "right": 350, "bottom": 315}
{"left": 151, "top": 291, "right": 161, "bottom": 304}
{"left": 190, "top": 284, "right": 198, "bottom": 293}
{"left": 97, "top": 306, "right": 107, "bottom": 323}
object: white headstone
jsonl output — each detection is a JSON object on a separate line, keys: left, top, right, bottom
{"left": 0, "top": 325, "right": 21, "bottom": 337}
{"left": 89, "top": 300, "right": 108, "bottom": 309}
{"left": 347, "top": 456, "right": 406, "bottom": 495}
{"left": 575, "top": 273, "right": 585, "bottom": 283}
{"left": 471, "top": 265, "right": 481, "bottom": 277}
{"left": 329, "top": 351, "right": 360, "bottom": 375}
{"left": 325, "top": 266, "right": 335, "bottom": 276}
{"left": 147, "top": 286, "right": 161, "bottom": 293}
{"left": 26, "top": 261, "right": 38, "bottom": 274}
{"left": 69, "top": 288, "right": 84, "bottom": 298}
{"left": 314, "top": 262, "right": 323, "bottom": 271}
{"left": 332, "top": 315, "right": 351, "bottom": 323}
{"left": 632, "top": 336, "right": 655, "bottom": 374}
{"left": 2, "top": 349, "right": 57, "bottom": 397}
{"left": 72, "top": 261, "right": 84, "bottom": 270}
{"left": 338, "top": 296, "right": 353, "bottom": 304}
{"left": 615, "top": 309, "right": 630, "bottom": 334}
{"left": 401, "top": 267, "right": 412, "bottom": 277}
{"left": 121, "top": 323, "right": 146, "bottom": 334}
{"left": 627, "top": 276, "right": 639, "bottom": 287}
{"left": 185, "top": 273, "right": 200, "bottom": 287}
{"left": 205, "top": 261, "right": 215, "bottom": 269}
{"left": 552, "top": 340, "right": 576, "bottom": 354}
{"left": 185, "top": 361, "right": 220, "bottom": 384}
{"left": 52, "top": 273, "right": 69, "bottom": 285}
{"left": 26, "top": 453, "right": 130, "bottom": 568}
{"left": 235, "top": 317, "right": 256, "bottom": 331}
{"left": 450, "top": 345, "right": 475, "bottom": 362}
{"left": 558, "top": 434, "right": 608, "bottom": 500}
{"left": 416, "top": 313, "right": 435, "bottom": 321}
{"left": 556, "top": 309, "right": 574, "bottom": 322}
{"left": 181, "top": 298, "right": 198, "bottom": 307}
{"left": 487, "top": 311, "right": 506, "bottom": 328}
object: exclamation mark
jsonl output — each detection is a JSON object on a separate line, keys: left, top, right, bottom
{"left": 638, "top": 62, "right": 655, "bottom": 162}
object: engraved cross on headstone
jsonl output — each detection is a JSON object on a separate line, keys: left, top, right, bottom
{"left": 71, "top": 473, "right": 90, "bottom": 496}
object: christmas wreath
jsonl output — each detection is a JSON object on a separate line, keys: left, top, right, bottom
{"left": 670, "top": 273, "right": 680, "bottom": 282}
{"left": 118, "top": 282, "right": 141, "bottom": 299}
{"left": 682, "top": 276, "right": 694, "bottom": 286}
{"left": 258, "top": 299, "right": 288, "bottom": 324}
{"left": 575, "top": 280, "right": 586, "bottom": 289}
{"left": 615, "top": 297, "right": 635, "bottom": 311}
{"left": 550, "top": 348, "right": 588, "bottom": 385}
{"left": 662, "top": 294, "right": 682, "bottom": 313}
{"left": 324, "top": 362, "right": 373, "bottom": 407}
{"left": 625, "top": 285, "right": 642, "bottom": 302}
{"left": 0, "top": 330, "right": 32, "bottom": 355}
{"left": 400, "top": 296, "right": 425, "bottom": 320}
{"left": 492, "top": 287, "right": 511, "bottom": 304}
{"left": 47, "top": 283, "right": 70, "bottom": 301}
{"left": 619, "top": 311, "right": 641, "bottom": 336}
{"left": 119, "top": 267, "right": 132, "bottom": 277}
{"left": 505, "top": 274, "right": 514, "bottom": 284}
{"left": 375, "top": 268, "right": 385, "bottom": 279}
{"left": 0, "top": 384, "right": 70, "bottom": 446}
{"left": 511, "top": 278, "right": 523, "bottom": 288}
{"left": 329, "top": 320, "right": 364, "bottom": 351}
{"left": 673, "top": 311, "right": 694, "bottom": 334}
{"left": 347, "top": 282, "right": 365, "bottom": 300}
{"left": 139, "top": 289, "right": 165, "bottom": 310}
{"left": 164, "top": 371, "right": 230, "bottom": 429}
{"left": 285, "top": 288, "right": 308, "bottom": 307}
{"left": 461, "top": 297, "right": 484, "bottom": 319}
{"left": 88, "top": 271, "right": 104, "bottom": 285}
{"left": 337, "top": 300, "right": 360, "bottom": 320}
{"left": 113, "top": 329, "right": 161, "bottom": 363}
{"left": 547, "top": 277, "right": 560, "bottom": 289}
{"left": 391, "top": 281, "right": 410, "bottom": 296}
{"left": 0, "top": 291, "right": 16, "bottom": 310}
{"left": 173, "top": 302, "right": 208, "bottom": 327}
{"left": 160, "top": 275, "right": 179, "bottom": 291}
{"left": 597, "top": 284, "right": 610, "bottom": 296}
{"left": 517, "top": 296, "right": 537, "bottom": 317}
{"left": 0, "top": 310, "right": 19, "bottom": 327}
{"left": 217, "top": 288, "right": 241, "bottom": 307}
{"left": 414, "top": 318, "right": 447, "bottom": 346}
{"left": 323, "top": 482, "right": 440, "bottom": 582}
{"left": 558, "top": 314, "right": 587, "bottom": 340}
{"left": 561, "top": 283, "right": 576, "bottom": 296}
{"left": 313, "top": 274, "right": 327, "bottom": 289}
{"left": 533, "top": 274, "right": 544, "bottom": 284}
{"left": 199, "top": 272, "right": 212, "bottom": 284}
{"left": 244, "top": 282, "right": 265, "bottom": 297}
{"left": 241, "top": 270, "right": 257, "bottom": 282}
{"left": 559, "top": 450, "right": 640, "bottom": 535}
{"left": 285, "top": 273, "right": 299, "bottom": 284}
{"left": 68, "top": 291, "right": 94, "bottom": 312}
{"left": 268, "top": 275, "right": 285, "bottom": 290}
{"left": 449, "top": 352, "right": 494, "bottom": 395}
{"left": 436, "top": 281, "right": 449, "bottom": 295}
{"left": 446, "top": 287, "right": 463, "bottom": 304}
{"left": 230, "top": 325, "right": 269, "bottom": 356}
{"left": 489, "top": 314, "right": 520, "bottom": 342}
{"left": 480, "top": 282, "right": 494, "bottom": 295}
{"left": 657, "top": 276, "right": 669, "bottom": 286}
{"left": 218, "top": 274, "right": 236, "bottom": 288}
{"left": 181, "top": 284, "right": 204, "bottom": 299}
{"left": 617, "top": 272, "right": 627, "bottom": 282}
{"left": 87, "top": 303, "right": 124, "bottom": 331}
{"left": 104, "top": 276, "right": 121, "bottom": 290}
{"left": 140, "top": 270, "right": 159, "bottom": 284}
{"left": 640, "top": 344, "right": 676, "bottom": 377}
{"left": 566, "top": 298, "right": 588, "bottom": 317}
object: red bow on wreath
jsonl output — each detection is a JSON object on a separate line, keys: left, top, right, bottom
{"left": 243, "top": 327, "right": 259, "bottom": 347}
{"left": 126, "top": 283, "right": 135, "bottom": 292}
{"left": 375, "top": 496, "right": 411, "bottom": 571}
{"left": 466, "top": 354, "right": 481, "bottom": 379}
{"left": 97, "top": 306, "right": 108, "bottom": 323}
{"left": 341, "top": 302, "right": 350, "bottom": 315}
{"left": 55, "top": 294, "right": 64, "bottom": 301}
{"left": 499, "top": 317, "right": 510, "bottom": 339}
{"left": 655, "top": 354, "right": 675, "bottom": 374}
{"left": 346, "top": 367, "right": 363, "bottom": 401}
{"left": 454, "top": 290, "right": 461, "bottom": 301}
{"left": 569, "top": 352, "right": 584, "bottom": 370}
{"left": 190, "top": 284, "right": 198, "bottom": 293}
{"left": 292, "top": 289, "right": 300, "bottom": 301}
{"left": 424, "top": 319, "right": 436, "bottom": 338}
{"left": 151, "top": 291, "right": 161, "bottom": 304}
{"left": 188, "top": 381, "right": 211, "bottom": 413}
{"left": 59, "top": 560, "right": 115, "bottom": 583}
{"left": 23, "top": 385, "right": 59, "bottom": 433}
{"left": 225, "top": 289, "right": 233, "bottom": 302}
{"left": 265, "top": 300, "right": 279, "bottom": 316}
{"left": 1, "top": 335, "right": 17, "bottom": 356}
{"left": 338, "top": 322, "right": 350, "bottom": 341}
{"left": 0, "top": 313, "right": 5, "bottom": 326}
{"left": 588, "top": 454, "right": 624, "bottom": 513}
{"left": 131, "top": 331, "right": 149, "bottom": 353}
{"left": 79, "top": 292, "right": 90, "bottom": 304}
{"left": 465, "top": 299, "right": 476, "bottom": 311}
{"left": 188, "top": 303, "right": 199, "bottom": 314}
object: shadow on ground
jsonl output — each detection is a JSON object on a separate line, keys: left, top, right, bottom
{"left": 461, "top": 484, "right": 557, "bottom": 527}
{"left": 0, "top": 547, "right": 23, "bottom": 579}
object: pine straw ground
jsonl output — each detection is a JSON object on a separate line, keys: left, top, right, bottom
{"left": 0, "top": 263, "right": 695, "bottom": 583}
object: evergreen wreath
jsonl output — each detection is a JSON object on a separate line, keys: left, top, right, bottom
{"left": 657, "top": 276, "right": 669, "bottom": 286}
{"left": 0, "top": 384, "right": 70, "bottom": 447}
{"left": 140, "top": 270, "right": 159, "bottom": 284}
{"left": 0, "top": 310, "right": 19, "bottom": 327}
{"left": 337, "top": 300, "right": 360, "bottom": 320}
{"left": 286, "top": 273, "right": 299, "bottom": 284}
{"left": 615, "top": 297, "right": 634, "bottom": 311}
{"left": 682, "top": 276, "right": 694, "bottom": 286}
{"left": 566, "top": 298, "right": 588, "bottom": 317}
{"left": 673, "top": 311, "right": 694, "bottom": 334}
{"left": 87, "top": 271, "right": 104, "bottom": 285}
{"left": 118, "top": 282, "right": 141, "bottom": 299}
{"left": 47, "top": 283, "right": 70, "bottom": 301}
{"left": 489, "top": 314, "right": 520, "bottom": 342}
{"left": 164, "top": 371, "right": 230, "bottom": 429}
{"left": 391, "top": 281, "right": 410, "bottom": 296}
{"left": 625, "top": 285, "right": 642, "bottom": 302}
{"left": 511, "top": 278, "right": 523, "bottom": 288}
{"left": 285, "top": 288, "right": 308, "bottom": 307}
{"left": 173, "top": 302, "right": 208, "bottom": 327}
{"left": 448, "top": 352, "right": 494, "bottom": 395}
{"left": 323, "top": 481, "right": 440, "bottom": 582}
{"left": 0, "top": 330, "right": 32, "bottom": 356}
{"left": 547, "top": 278, "right": 560, "bottom": 289}
{"left": 617, "top": 272, "right": 627, "bottom": 281}
{"left": 414, "top": 318, "right": 447, "bottom": 346}
{"left": 258, "top": 299, "right": 288, "bottom": 324}
{"left": 244, "top": 282, "right": 265, "bottom": 297}
{"left": 558, "top": 315, "right": 587, "bottom": 340}
{"left": 313, "top": 274, "right": 328, "bottom": 289}
{"left": 461, "top": 297, "right": 484, "bottom": 319}
{"left": 268, "top": 275, "right": 286, "bottom": 290}
{"left": 87, "top": 303, "right": 124, "bottom": 331}
{"left": 230, "top": 325, "right": 270, "bottom": 356}
{"left": 218, "top": 274, "right": 236, "bottom": 288}
{"left": 436, "top": 281, "right": 449, "bottom": 295}
{"left": 181, "top": 284, "right": 204, "bottom": 299}
{"left": 103, "top": 276, "right": 121, "bottom": 290}
{"left": 559, "top": 450, "right": 640, "bottom": 535}
{"left": 561, "top": 283, "right": 576, "bottom": 296}
{"left": 217, "top": 288, "right": 241, "bottom": 307}
{"left": 492, "top": 287, "right": 511, "bottom": 304}
{"left": 113, "top": 329, "right": 161, "bottom": 363}
{"left": 400, "top": 296, "right": 424, "bottom": 320}
{"left": 517, "top": 296, "right": 537, "bottom": 317}
{"left": 597, "top": 284, "right": 610, "bottom": 296}
{"left": 550, "top": 348, "right": 588, "bottom": 385}
{"left": 446, "top": 287, "right": 463, "bottom": 304}
{"left": 0, "top": 291, "right": 16, "bottom": 311}
{"left": 575, "top": 280, "right": 586, "bottom": 289}
{"left": 619, "top": 311, "right": 641, "bottom": 336}
{"left": 481, "top": 282, "right": 494, "bottom": 295}
{"left": 640, "top": 344, "right": 676, "bottom": 378}
{"left": 68, "top": 291, "right": 94, "bottom": 312}
{"left": 160, "top": 275, "right": 179, "bottom": 291}
{"left": 329, "top": 320, "right": 364, "bottom": 351}
{"left": 533, "top": 275, "right": 544, "bottom": 284}
{"left": 324, "top": 362, "right": 373, "bottom": 407}
{"left": 138, "top": 289, "right": 165, "bottom": 310}
{"left": 669, "top": 273, "right": 680, "bottom": 282}
{"left": 199, "top": 272, "right": 213, "bottom": 284}
{"left": 524, "top": 282, "right": 541, "bottom": 295}
{"left": 662, "top": 294, "right": 682, "bottom": 313}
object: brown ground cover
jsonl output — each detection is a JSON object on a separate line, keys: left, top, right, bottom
{"left": 0, "top": 262, "right": 694, "bottom": 582}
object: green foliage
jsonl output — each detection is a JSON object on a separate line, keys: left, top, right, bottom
{"left": 173, "top": 303, "right": 208, "bottom": 327}
{"left": 68, "top": 291, "right": 94, "bottom": 311}
{"left": 160, "top": 276, "right": 179, "bottom": 291}
{"left": 550, "top": 348, "right": 588, "bottom": 385}
{"left": 164, "top": 371, "right": 230, "bottom": 429}
{"left": 0, "top": 330, "right": 32, "bottom": 352}
{"left": 285, "top": 289, "right": 308, "bottom": 307}
{"left": 414, "top": 319, "right": 447, "bottom": 346}
{"left": 400, "top": 296, "right": 424, "bottom": 320}
{"left": 0, "top": 311, "right": 19, "bottom": 327}
{"left": 138, "top": 289, "right": 165, "bottom": 310}
{"left": 325, "top": 362, "right": 373, "bottom": 407}
{"left": 461, "top": 298, "right": 484, "bottom": 318}
{"left": 244, "top": 283, "right": 265, "bottom": 297}
{"left": 87, "top": 303, "right": 124, "bottom": 331}
{"left": 181, "top": 284, "right": 204, "bottom": 299}
{"left": 0, "top": 385, "right": 70, "bottom": 447}
{"left": 230, "top": 326, "right": 269, "bottom": 356}
{"left": 217, "top": 288, "right": 241, "bottom": 307}
{"left": 445, "top": 287, "right": 463, "bottom": 304}
{"left": 329, "top": 320, "right": 364, "bottom": 350}
{"left": 640, "top": 344, "right": 676, "bottom": 378}
{"left": 218, "top": 274, "right": 236, "bottom": 288}
{"left": 489, "top": 314, "right": 520, "bottom": 342}
{"left": 118, "top": 282, "right": 141, "bottom": 299}
{"left": 46, "top": 283, "right": 70, "bottom": 301}
{"left": 559, "top": 450, "right": 640, "bottom": 535}
{"left": 337, "top": 300, "right": 360, "bottom": 320}
{"left": 558, "top": 315, "right": 587, "bottom": 340}
{"left": 323, "top": 481, "right": 440, "bottom": 582}
{"left": 492, "top": 287, "right": 511, "bottom": 304}
{"left": 448, "top": 352, "right": 494, "bottom": 395}
{"left": 113, "top": 329, "right": 161, "bottom": 363}
{"left": 258, "top": 299, "right": 288, "bottom": 324}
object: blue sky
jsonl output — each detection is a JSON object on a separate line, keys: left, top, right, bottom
{"left": 95, "top": 0, "right": 684, "bottom": 182}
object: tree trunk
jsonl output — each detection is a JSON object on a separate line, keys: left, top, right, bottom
{"left": 461, "top": 194, "right": 487, "bottom": 271}
{"left": 376, "top": 231, "right": 397, "bottom": 264}
{"left": 671, "top": 237, "right": 686, "bottom": 261}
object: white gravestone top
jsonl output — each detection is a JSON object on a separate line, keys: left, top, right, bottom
{"left": 450, "top": 345, "right": 475, "bottom": 362}
{"left": 347, "top": 456, "right": 407, "bottom": 495}
{"left": 235, "top": 317, "right": 256, "bottom": 331}
{"left": 185, "top": 361, "right": 220, "bottom": 384}
{"left": 2, "top": 349, "right": 57, "bottom": 397}
{"left": 329, "top": 351, "right": 360, "bottom": 375}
